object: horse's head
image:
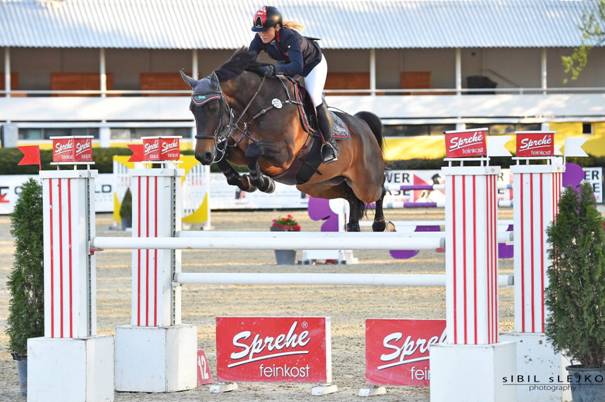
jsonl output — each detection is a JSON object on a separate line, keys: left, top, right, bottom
{"left": 181, "top": 70, "right": 232, "bottom": 165}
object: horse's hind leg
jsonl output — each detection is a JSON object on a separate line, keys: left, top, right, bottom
{"left": 372, "top": 187, "right": 387, "bottom": 232}
{"left": 337, "top": 183, "right": 365, "bottom": 232}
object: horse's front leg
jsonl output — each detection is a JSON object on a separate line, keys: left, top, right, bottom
{"left": 216, "top": 155, "right": 257, "bottom": 193}
{"left": 245, "top": 142, "right": 276, "bottom": 193}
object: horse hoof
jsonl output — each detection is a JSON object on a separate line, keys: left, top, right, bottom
{"left": 264, "top": 179, "right": 276, "bottom": 193}
{"left": 239, "top": 175, "right": 257, "bottom": 192}
{"left": 385, "top": 221, "right": 397, "bottom": 232}
{"left": 372, "top": 219, "right": 386, "bottom": 232}
{"left": 258, "top": 177, "right": 276, "bottom": 193}
{"left": 346, "top": 223, "right": 361, "bottom": 232}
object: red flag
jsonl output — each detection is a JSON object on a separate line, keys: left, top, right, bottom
{"left": 17, "top": 145, "right": 41, "bottom": 169}
{"left": 128, "top": 144, "right": 145, "bottom": 162}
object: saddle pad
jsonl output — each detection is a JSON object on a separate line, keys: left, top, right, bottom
{"left": 331, "top": 112, "right": 351, "bottom": 140}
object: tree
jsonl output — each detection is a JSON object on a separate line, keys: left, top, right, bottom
{"left": 563, "top": 0, "right": 605, "bottom": 81}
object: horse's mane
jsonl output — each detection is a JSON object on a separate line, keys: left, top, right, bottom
{"left": 214, "top": 47, "right": 264, "bottom": 82}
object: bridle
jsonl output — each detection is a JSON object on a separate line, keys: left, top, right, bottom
{"left": 191, "top": 74, "right": 267, "bottom": 163}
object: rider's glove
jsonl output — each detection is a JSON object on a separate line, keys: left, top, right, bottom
{"left": 258, "top": 65, "right": 275, "bottom": 77}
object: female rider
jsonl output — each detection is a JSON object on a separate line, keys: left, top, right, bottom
{"left": 248, "top": 6, "right": 338, "bottom": 163}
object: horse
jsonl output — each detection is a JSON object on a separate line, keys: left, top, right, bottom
{"left": 180, "top": 48, "right": 388, "bottom": 232}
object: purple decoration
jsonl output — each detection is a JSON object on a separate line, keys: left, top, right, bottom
{"left": 403, "top": 202, "right": 438, "bottom": 208}
{"left": 390, "top": 225, "right": 441, "bottom": 259}
{"left": 307, "top": 197, "right": 339, "bottom": 232}
{"left": 563, "top": 162, "right": 584, "bottom": 192}
{"left": 498, "top": 224, "right": 514, "bottom": 259}
{"left": 400, "top": 184, "right": 436, "bottom": 191}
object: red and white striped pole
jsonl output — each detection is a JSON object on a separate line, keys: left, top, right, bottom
{"left": 129, "top": 168, "right": 182, "bottom": 327}
{"left": 444, "top": 165, "right": 500, "bottom": 345}
{"left": 512, "top": 161, "right": 563, "bottom": 334}
{"left": 41, "top": 169, "right": 97, "bottom": 338}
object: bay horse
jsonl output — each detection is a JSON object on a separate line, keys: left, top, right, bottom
{"left": 181, "top": 48, "right": 387, "bottom": 232}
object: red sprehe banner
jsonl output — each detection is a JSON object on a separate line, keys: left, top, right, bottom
{"left": 216, "top": 317, "right": 332, "bottom": 383}
{"left": 365, "top": 319, "right": 446, "bottom": 387}
{"left": 444, "top": 128, "right": 487, "bottom": 158}
{"left": 515, "top": 131, "right": 555, "bottom": 157}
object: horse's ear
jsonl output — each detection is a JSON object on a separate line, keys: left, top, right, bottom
{"left": 179, "top": 70, "right": 197, "bottom": 88}
{"left": 209, "top": 72, "right": 221, "bottom": 88}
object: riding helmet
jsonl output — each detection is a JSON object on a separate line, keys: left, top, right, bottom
{"left": 251, "top": 6, "right": 282, "bottom": 32}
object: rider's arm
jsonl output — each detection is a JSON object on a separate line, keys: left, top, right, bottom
{"left": 274, "top": 32, "right": 304, "bottom": 76}
{"left": 248, "top": 35, "right": 263, "bottom": 56}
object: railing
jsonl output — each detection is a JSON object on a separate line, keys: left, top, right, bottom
{"left": 1, "top": 87, "right": 605, "bottom": 97}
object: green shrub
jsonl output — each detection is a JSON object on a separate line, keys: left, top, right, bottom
{"left": 6, "top": 179, "right": 44, "bottom": 358}
{"left": 545, "top": 183, "right": 605, "bottom": 367}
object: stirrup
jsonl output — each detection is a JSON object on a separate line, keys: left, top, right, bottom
{"left": 321, "top": 142, "right": 338, "bottom": 163}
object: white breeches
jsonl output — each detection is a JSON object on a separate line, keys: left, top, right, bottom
{"left": 303, "top": 55, "right": 328, "bottom": 108}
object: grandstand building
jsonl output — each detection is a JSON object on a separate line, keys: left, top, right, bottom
{"left": 0, "top": 0, "right": 603, "bottom": 158}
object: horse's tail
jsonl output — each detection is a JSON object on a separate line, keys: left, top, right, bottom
{"left": 354, "top": 111, "right": 383, "bottom": 151}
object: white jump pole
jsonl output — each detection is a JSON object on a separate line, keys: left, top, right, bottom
{"left": 95, "top": 231, "right": 513, "bottom": 249}
{"left": 29, "top": 167, "right": 114, "bottom": 402}
{"left": 95, "top": 233, "right": 445, "bottom": 250}
{"left": 500, "top": 131, "right": 571, "bottom": 402}
{"left": 429, "top": 129, "right": 516, "bottom": 402}
{"left": 114, "top": 164, "right": 197, "bottom": 393}
{"left": 175, "top": 272, "right": 514, "bottom": 287}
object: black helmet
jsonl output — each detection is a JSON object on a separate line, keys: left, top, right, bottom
{"left": 251, "top": 6, "right": 282, "bottom": 32}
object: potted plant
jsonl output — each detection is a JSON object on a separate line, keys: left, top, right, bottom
{"left": 120, "top": 188, "right": 132, "bottom": 230}
{"left": 7, "top": 179, "right": 45, "bottom": 396}
{"left": 545, "top": 183, "right": 605, "bottom": 402}
{"left": 270, "top": 214, "right": 301, "bottom": 265}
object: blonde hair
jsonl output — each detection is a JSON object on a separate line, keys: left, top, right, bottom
{"left": 282, "top": 20, "right": 304, "bottom": 32}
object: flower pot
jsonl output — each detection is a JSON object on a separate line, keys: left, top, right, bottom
{"left": 567, "top": 365, "right": 605, "bottom": 402}
{"left": 274, "top": 249, "right": 296, "bottom": 265}
{"left": 15, "top": 356, "right": 27, "bottom": 396}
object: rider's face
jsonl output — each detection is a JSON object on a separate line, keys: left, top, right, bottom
{"left": 259, "top": 27, "right": 276, "bottom": 44}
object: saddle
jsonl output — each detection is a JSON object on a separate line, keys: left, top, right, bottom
{"left": 279, "top": 76, "right": 350, "bottom": 140}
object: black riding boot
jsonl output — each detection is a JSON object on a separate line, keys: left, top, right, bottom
{"left": 316, "top": 103, "right": 338, "bottom": 163}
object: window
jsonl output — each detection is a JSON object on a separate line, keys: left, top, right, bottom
{"left": 110, "top": 127, "right": 191, "bottom": 140}
{"left": 466, "top": 123, "right": 541, "bottom": 135}
{"left": 18, "top": 127, "right": 99, "bottom": 140}
{"left": 582, "top": 123, "right": 592, "bottom": 135}
{"left": 383, "top": 124, "right": 456, "bottom": 137}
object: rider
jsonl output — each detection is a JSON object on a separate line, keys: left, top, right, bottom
{"left": 248, "top": 6, "right": 338, "bottom": 163}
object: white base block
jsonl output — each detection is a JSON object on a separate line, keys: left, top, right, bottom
{"left": 311, "top": 383, "right": 338, "bottom": 396}
{"left": 28, "top": 336, "right": 114, "bottom": 402}
{"left": 359, "top": 385, "right": 387, "bottom": 397}
{"left": 501, "top": 332, "right": 572, "bottom": 402}
{"left": 430, "top": 342, "right": 516, "bottom": 402}
{"left": 115, "top": 325, "right": 197, "bottom": 392}
{"left": 209, "top": 382, "right": 238, "bottom": 394}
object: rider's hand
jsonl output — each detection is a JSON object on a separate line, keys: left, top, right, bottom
{"left": 258, "top": 65, "right": 275, "bottom": 77}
